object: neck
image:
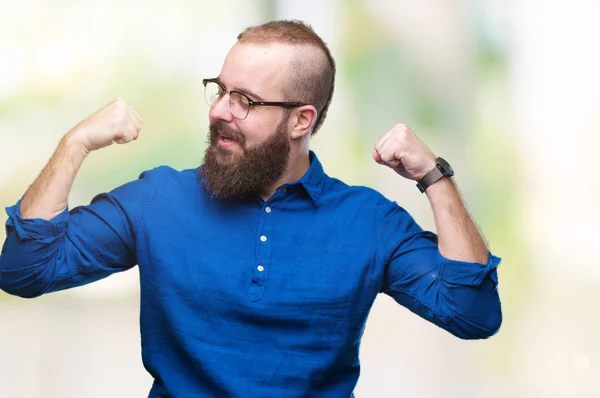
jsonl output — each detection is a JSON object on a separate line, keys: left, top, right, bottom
{"left": 259, "top": 150, "right": 310, "bottom": 201}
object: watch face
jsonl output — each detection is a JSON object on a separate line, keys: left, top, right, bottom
{"left": 437, "top": 157, "right": 454, "bottom": 176}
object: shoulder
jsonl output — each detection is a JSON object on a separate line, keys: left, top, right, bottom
{"left": 135, "top": 165, "right": 200, "bottom": 190}
{"left": 139, "top": 165, "right": 199, "bottom": 181}
{"left": 128, "top": 165, "right": 207, "bottom": 209}
{"left": 107, "top": 165, "right": 201, "bottom": 203}
{"left": 321, "top": 174, "right": 399, "bottom": 208}
{"left": 321, "top": 173, "right": 416, "bottom": 222}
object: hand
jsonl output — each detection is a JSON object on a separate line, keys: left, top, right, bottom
{"left": 67, "top": 97, "right": 142, "bottom": 154}
{"left": 373, "top": 123, "right": 437, "bottom": 181}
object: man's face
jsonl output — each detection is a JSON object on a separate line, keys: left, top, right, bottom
{"left": 201, "top": 43, "right": 296, "bottom": 200}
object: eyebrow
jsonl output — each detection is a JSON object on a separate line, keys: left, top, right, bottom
{"left": 215, "top": 76, "right": 265, "bottom": 102}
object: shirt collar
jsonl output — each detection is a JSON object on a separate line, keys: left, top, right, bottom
{"left": 286, "top": 151, "right": 324, "bottom": 207}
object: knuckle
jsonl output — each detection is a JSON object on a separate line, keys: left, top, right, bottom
{"left": 115, "top": 98, "right": 130, "bottom": 113}
{"left": 394, "top": 124, "right": 410, "bottom": 138}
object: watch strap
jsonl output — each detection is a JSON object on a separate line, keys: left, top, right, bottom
{"left": 416, "top": 167, "right": 443, "bottom": 193}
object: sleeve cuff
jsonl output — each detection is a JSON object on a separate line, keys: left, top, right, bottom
{"left": 439, "top": 252, "right": 501, "bottom": 287}
{"left": 5, "top": 200, "right": 70, "bottom": 241}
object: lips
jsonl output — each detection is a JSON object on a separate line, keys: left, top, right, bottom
{"left": 219, "top": 131, "right": 236, "bottom": 142}
{"left": 209, "top": 121, "right": 244, "bottom": 148}
{"left": 216, "top": 131, "right": 242, "bottom": 150}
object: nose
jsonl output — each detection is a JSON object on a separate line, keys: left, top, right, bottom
{"left": 209, "top": 93, "right": 235, "bottom": 123}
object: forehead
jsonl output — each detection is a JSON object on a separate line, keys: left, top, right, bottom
{"left": 219, "top": 42, "right": 296, "bottom": 99}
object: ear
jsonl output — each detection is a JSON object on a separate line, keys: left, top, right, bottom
{"left": 290, "top": 105, "right": 318, "bottom": 139}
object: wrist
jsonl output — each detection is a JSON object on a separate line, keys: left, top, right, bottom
{"left": 63, "top": 129, "right": 92, "bottom": 157}
{"left": 416, "top": 157, "right": 454, "bottom": 193}
{"left": 415, "top": 159, "right": 437, "bottom": 181}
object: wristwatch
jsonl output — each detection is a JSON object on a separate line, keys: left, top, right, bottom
{"left": 416, "top": 157, "right": 454, "bottom": 193}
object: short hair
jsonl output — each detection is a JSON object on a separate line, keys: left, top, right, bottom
{"left": 237, "top": 20, "right": 336, "bottom": 135}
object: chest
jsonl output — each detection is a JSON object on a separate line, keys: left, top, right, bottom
{"left": 137, "top": 200, "right": 383, "bottom": 334}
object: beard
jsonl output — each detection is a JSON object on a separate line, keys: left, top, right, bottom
{"left": 200, "top": 114, "right": 291, "bottom": 200}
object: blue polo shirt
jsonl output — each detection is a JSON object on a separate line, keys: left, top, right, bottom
{"left": 0, "top": 151, "right": 501, "bottom": 397}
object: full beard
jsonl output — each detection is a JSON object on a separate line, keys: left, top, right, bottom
{"left": 200, "top": 116, "right": 291, "bottom": 200}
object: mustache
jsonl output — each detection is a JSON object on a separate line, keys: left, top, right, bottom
{"left": 209, "top": 121, "right": 245, "bottom": 145}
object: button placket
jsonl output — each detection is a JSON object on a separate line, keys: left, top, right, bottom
{"left": 248, "top": 203, "right": 274, "bottom": 302}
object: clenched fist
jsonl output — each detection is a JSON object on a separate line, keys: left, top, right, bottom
{"left": 373, "top": 123, "right": 437, "bottom": 181}
{"left": 68, "top": 97, "right": 142, "bottom": 154}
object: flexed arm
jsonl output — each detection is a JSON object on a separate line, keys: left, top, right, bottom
{"left": 374, "top": 123, "right": 501, "bottom": 339}
{"left": 0, "top": 98, "right": 150, "bottom": 298}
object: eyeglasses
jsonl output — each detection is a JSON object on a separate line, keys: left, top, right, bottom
{"left": 202, "top": 78, "right": 307, "bottom": 120}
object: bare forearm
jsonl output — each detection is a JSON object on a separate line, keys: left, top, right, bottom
{"left": 426, "top": 178, "right": 489, "bottom": 264}
{"left": 20, "top": 133, "right": 88, "bottom": 220}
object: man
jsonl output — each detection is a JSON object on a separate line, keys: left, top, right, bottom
{"left": 0, "top": 20, "right": 501, "bottom": 397}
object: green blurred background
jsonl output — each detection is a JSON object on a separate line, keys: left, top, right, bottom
{"left": 1, "top": 0, "right": 598, "bottom": 397}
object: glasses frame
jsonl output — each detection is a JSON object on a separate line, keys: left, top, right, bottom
{"left": 202, "top": 78, "right": 307, "bottom": 120}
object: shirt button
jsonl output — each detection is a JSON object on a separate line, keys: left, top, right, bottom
{"left": 257, "top": 265, "right": 264, "bottom": 272}
{"left": 260, "top": 235, "right": 267, "bottom": 242}
{"left": 265, "top": 207, "right": 272, "bottom": 214}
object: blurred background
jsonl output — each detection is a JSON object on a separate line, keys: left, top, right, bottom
{"left": 1, "top": 0, "right": 599, "bottom": 397}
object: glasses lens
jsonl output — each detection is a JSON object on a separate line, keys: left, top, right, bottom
{"left": 204, "top": 82, "right": 223, "bottom": 108}
{"left": 229, "top": 92, "right": 250, "bottom": 119}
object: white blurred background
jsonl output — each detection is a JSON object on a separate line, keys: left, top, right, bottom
{"left": 1, "top": 0, "right": 599, "bottom": 397}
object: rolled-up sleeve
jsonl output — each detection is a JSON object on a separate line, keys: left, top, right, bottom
{"left": 377, "top": 199, "right": 502, "bottom": 340}
{"left": 0, "top": 170, "right": 156, "bottom": 298}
